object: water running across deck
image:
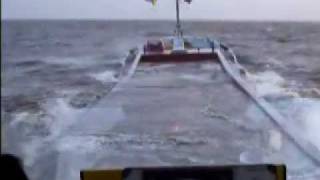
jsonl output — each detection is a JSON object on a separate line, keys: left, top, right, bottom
{"left": 53, "top": 45, "right": 318, "bottom": 180}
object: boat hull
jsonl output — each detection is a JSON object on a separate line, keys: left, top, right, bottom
{"left": 141, "top": 52, "right": 217, "bottom": 63}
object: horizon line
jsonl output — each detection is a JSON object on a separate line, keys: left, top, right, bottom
{"left": 2, "top": 18, "right": 320, "bottom": 23}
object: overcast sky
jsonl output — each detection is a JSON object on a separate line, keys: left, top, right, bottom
{"left": 2, "top": 0, "right": 320, "bottom": 21}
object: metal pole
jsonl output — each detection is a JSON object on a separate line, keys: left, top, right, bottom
{"left": 175, "top": 0, "right": 182, "bottom": 37}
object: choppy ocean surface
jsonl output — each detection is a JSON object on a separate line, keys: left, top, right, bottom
{"left": 1, "top": 20, "right": 320, "bottom": 180}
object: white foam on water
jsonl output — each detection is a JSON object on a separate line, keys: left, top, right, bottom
{"left": 266, "top": 57, "right": 284, "bottom": 68}
{"left": 276, "top": 98, "right": 320, "bottom": 151}
{"left": 180, "top": 73, "right": 212, "bottom": 83}
{"left": 103, "top": 58, "right": 126, "bottom": 65}
{"left": 298, "top": 99, "right": 320, "bottom": 150}
{"left": 43, "top": 56, "right": 95, "bottom": 67}
{"left": 9, "top": 112, "right": 30, "bottom": 127}
{"left": 22, "top": 138, "right": 46, "bottom": 167}
{"left": 247, "top": 70, "right": 320, "bottom": 150}
{"left": 247, "top": 71, "right": 298, "bottom": 97}
{"left": 56, "top": 136, "right": 103, "bottom": 153}
{"left": 44, "top": 98, "right": 83, "bottom": 138}
{"left": 8, "top": 98, "right": 82, "bottom": 138}
{"left": 11, "top": 98, "right": 84, "bottom": 167}
{"left": 89, "top": 70, "right": 118, "bottom": 83}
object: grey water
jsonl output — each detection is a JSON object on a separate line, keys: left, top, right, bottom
{"left": 1, "top": 20, "right": 320, "bottom": 180}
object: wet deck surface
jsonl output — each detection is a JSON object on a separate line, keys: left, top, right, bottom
{"left": 55, "top": 60, "right": 318, "bottom": 180}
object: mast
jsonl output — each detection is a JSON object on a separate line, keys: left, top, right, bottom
{"left": 145, "top": 0, "right": 190, "bottom": 37}
{"left": 175, "top": 0, "right": 183, "bottom": 37}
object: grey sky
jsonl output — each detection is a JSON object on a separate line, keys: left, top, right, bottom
{"left": 2, "top": 0, "right": 320, "bottom": 21}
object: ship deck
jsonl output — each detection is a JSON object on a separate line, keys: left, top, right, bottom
{"left": 54, "top": 45, "right": 319, "bottom": 180}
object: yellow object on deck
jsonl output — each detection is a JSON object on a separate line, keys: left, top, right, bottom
{"left": 81, "top": 170, "right": 122, "bottom": 180}
{"left": 81, "top": 164, "right": 286, "bottom": 180}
